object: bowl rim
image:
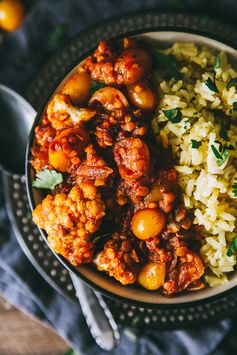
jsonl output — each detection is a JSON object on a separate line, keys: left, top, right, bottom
{"left": 26, "top": 26, "right": 237, "bottom": 309}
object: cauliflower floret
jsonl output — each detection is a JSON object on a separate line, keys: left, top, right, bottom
{"left": 47, "top": 94, "right": 96, "bottom": 130}
{"left": 94, "top": 233, "right": 141, "bottom": 285}
{"left": 33, "top": 184, "right": 105, "bottom": 266}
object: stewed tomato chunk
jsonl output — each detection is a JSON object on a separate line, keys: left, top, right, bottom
{"left": 49, "top": 127, "right": 89, "bottom": 172}
{"left": 114, "top": 137, "right": 150, "bottom": 180}
{"left": 115, "top": 48, "right": 151, "bottom": 85}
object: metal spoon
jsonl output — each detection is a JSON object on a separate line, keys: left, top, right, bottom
{"left": 0, "top": 83, "right": 119, "bottom": 350}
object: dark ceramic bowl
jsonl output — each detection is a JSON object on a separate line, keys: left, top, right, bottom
{"left": 26, "top": 28, "right": 237, "bottom": 307}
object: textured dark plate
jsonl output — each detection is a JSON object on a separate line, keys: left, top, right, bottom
{"left": 15, "top": 11, "right": 237, "bottom": 327}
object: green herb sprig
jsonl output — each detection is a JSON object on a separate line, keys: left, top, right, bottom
{"left": 226, "top": 77, "right": 237, "bottom": 90}
{"left": 162, "top": 108, "right": 182, "bottom": 123}
{"left": 233, "top": 102, "right": 237, "bottom": 112}
{"left": 90, "top": 81, "right": 106, "bottom": 94}
{"left": 153, "top": 50, "right": 183, "bottom": 80}
{"left": 32, "top": 169, "right": 63, "bottom": 190}
{"left": 220, "top": 122, "right": 229, "bottom": 140}
{"left": 212, "top": 113, "right": 230, "bottom": 141}
{"left": 211, "top": 142, "right": 234, "bottom": 167}
{"left": 214, "top": 140, "right": 223, "bottom": 153}
{"left": 232, "top": 178, "right": 237, "bottom": 197}
{"left": 213, "top": 56, "right": 221, "bottom": 70}
{"left": 205, "top": 77, "right": 219, "bottom": 93}
{"left": 227, "top": 235, "right": 237, "bottom": 256}
{"left": 191, "top": 139, "right": 202, "bottom": 149}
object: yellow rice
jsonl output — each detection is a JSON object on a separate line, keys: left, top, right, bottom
{"left": 152, "top": 43, "right": 237, "bottom": 286}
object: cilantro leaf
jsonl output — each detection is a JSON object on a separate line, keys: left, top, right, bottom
{"left": 211, "top": 144, "right": 222, "bottom": 159}
{"left": 227, "top": 235, "right": 237, "bottom": 256}
{"left": 232, "top": 178, "right": 237, "bottom": 197}
{"left": 220, "top": 122, "right": 229, "bottom": 140}
{"left": 213, "top": 56, "right": 221, "bottom": 70}
{"left": 191, "top": 139, "right": 202, "bottom": 149}
{"left": 226, "top": 77, "right": 237, "bottom": 90}
{"left": 233, "top": 102, "right": 237, "bottom": 112}
{"left": 213, "top": 114, "right": 230, "bottom": 141}
{"left": 90, "top": 81, "right": 106, "bottom": 94}
{"left": 205, "top": 77, "right": 219, "bottom": 93}
{"left": 214, "top": 140, "right": 223, "bottom": 153}
{"left": 211, "top": 141, "right": 234, "bottom": 167}
{"left": 32, "top": 169, "right": 63, "bottom": 190}
{"left": 153, "top": 50, "right": 183, "bottom": 80}
{"left": 162, "top": 108, "right": 182, "bottom": 123}
{"left": 216, "top": 147, "right": 229, "bottom": 166}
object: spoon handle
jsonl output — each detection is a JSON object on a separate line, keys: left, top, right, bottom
{"left": 70, "top": 273, "right": 120, "bottom": 351}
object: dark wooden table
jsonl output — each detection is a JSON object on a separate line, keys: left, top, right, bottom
{"left": 0, "top": 296, "right": 68, "bottom": 355}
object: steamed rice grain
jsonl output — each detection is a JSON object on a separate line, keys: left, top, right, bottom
{"left": 152, "top": 43, "right": 237, "bottom": 286}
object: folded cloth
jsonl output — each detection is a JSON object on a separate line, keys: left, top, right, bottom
{"left": 0, "top": 0, "right": 237, "bottom": 354}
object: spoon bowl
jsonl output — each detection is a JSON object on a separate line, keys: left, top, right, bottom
{"left": 0, "top": 84, "right": 35, "bottom": 174}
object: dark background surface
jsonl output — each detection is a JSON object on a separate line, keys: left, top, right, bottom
{"left": 1, "top": 1, "right": 237, "bottom": 354}
{"left": 2, "top": 0, "right": 237, "bottom": 95}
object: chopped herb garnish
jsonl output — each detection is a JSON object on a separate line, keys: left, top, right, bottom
{"left": 32, "top": 169, "right": 63, "bottom": 190}
{"left": 211, "top": 144, "right": 222, "bottom": 159}
{"left": 217, "top": 147, "right": 229, "bottom": 166}
{"left": 232, "top": 178, "right": 237, "bottom": 197}
{"left": 205, "top": 77, "right": 219, "bottom": 93}
{"left": 90, "top": 81, "right": 106, "bottom": 94}
{"left": 213, "top": 56, "right": 221, "bottom": 70}
{"left": 213, "top": 114, "right": 230, "bottom": 141}
{"left": 220, "top": 123, "right": 229, "bottom": 140}
{"left": 227, "top": 235, "right": 237, "bottom": 256}
{"left": 211, "top": 142, "right": 234, "bottom": 167}
{"left": 233, "top": 102, "right": 237, "bottom": 112}
{"left": 153, "top": 50, "right": 183, "bottom": 80}
{"left": 183, "top": 119, "right": 189, "bottom": 130}
{"left": 162, "top": 108, "right": 182, "bottom": 123}
{"left": 190, "top": 96, "right": 196, "bottom": 103}
{"left": 214, "top": 140, "right": 223, "bottom": 153}
{"left": 191, "top": 139, "right": 202, "bottom": 149}
{"left": 226, "top": 77, "right": 237, "bottom": 90}
{"left": 211, "top": 109, "right": 222, "bottom": 115}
